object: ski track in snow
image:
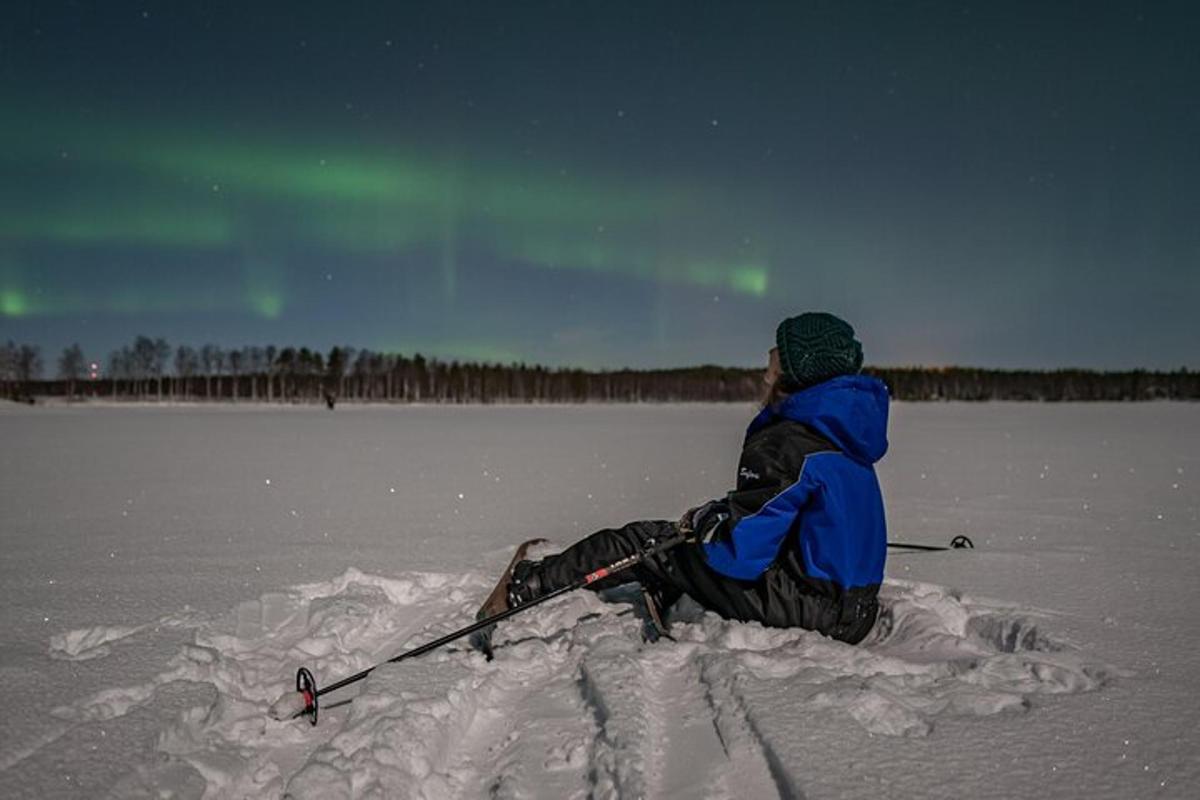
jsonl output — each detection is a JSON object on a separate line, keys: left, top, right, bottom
{"left": 14, "top": 543, "right": 1117, "bottom": 799}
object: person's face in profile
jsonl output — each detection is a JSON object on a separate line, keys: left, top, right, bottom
{"left": 764, "top": 347, "right": 782, "bottom": 388}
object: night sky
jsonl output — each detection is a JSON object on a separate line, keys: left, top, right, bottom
{"left": 2, "top": 1, "right": 1197, "bottom": 370}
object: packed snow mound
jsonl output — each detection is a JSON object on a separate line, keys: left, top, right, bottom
{"left": 33, "top": 558, "right": 1112, "bottom": 799}
{"left": 49, "top": 625, "right": 143, "bottom": 661}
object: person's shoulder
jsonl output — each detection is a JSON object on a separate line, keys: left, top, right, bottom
{"left": 746, "top": 419, "right": 836, "bottom": 474}
{"left": 771, "top": 419, "right": 836, "bottom": 453}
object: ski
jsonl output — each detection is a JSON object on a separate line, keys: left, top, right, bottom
{"left": 468, "top": 538, "right": 548, "bottom": 660}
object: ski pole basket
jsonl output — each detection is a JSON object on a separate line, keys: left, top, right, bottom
{"left": 297, "top": 666, "right": 319, "bottom": 726}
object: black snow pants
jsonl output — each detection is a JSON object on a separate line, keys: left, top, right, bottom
{"left": 537, "top": 520, "right": 879, "bottom": 645}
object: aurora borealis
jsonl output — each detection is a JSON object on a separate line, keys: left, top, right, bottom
{"left": 2, "top": 1, "right": 1197, "bottom": 369}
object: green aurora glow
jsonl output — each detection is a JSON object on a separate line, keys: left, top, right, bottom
{"left": 0, "top": 283, "right": 286, "bottom": 321}
{"left": 0, "top": 114, "right": 772, "bottom": 326}
{"left": 0, "top": 253, "right": 286, "bottom": 320}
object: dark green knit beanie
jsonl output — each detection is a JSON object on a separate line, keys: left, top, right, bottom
{"left": 775, "top": 312, "right": 864, "bottom": 390}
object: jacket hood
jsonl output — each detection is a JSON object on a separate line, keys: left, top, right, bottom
{"left": 748, "top": 374, "right": 889, "bottom": 464}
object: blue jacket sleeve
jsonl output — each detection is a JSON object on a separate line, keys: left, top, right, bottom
{"left": 702, "top": 474, "right": 813, "bottom": 580}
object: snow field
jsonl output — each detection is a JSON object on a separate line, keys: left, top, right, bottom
{"left": 25, "top": 562, "right": 1110, "bottom": 798}
{"left": 1, "top": 401, "right": 1198, "bottom": 798}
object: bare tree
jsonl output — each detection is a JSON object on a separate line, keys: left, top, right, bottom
{"left": 370, "top": 352, "right": 387, "bottom": 400}
{"left": 130, "top": 336, "right": 157, "bottom": 399}
{"left": 326, "top": 346, "right": 347, "bottom": 403}
{"left": 17, "top": 344, "right": 43, "bottom": 396}
{"left": 411, "top": 353, "right": 427, "bottom": 401}
{"left": 212, "top": 347, "right": 227, "bottom": 399}
{"left": 1, "top": 340, "right": 18, "bottom": 398}
{"left": 200, "top": 344, "right": 219, "bottom": 399}
{"left": 152, "top": 338, "right": 170, "bottom": 401}
{"left": 108, "top": 346, "right": 133, "bottom": 398}
{"left": 228, "top": 347, "right": 243, "bottom": 402}
{"left": 174, "top": 345, "right": 199, "bottom": 400}
{"left": 264, "top": 345, "right": 277, "bottom": 402}
{"left": 276, "top": 347, "right": 296, "bottom": 400}
{"left": 58, "top": 343, "right": 86, "bottom": 399}
{"left": 352, "top": 349, "right": 371, "bottom": 400}
{"left": 246, "top": 346, "right": 264, "bottom": 400}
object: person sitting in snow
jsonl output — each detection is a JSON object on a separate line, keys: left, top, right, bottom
{"left": 504, "top": 311, "right": 890, "bottom": 645}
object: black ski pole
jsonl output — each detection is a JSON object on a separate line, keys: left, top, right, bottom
{"left": 270, "top": 530, "right": 691, "bottom": 726}
{"left": 887, "top": 535, "right": 974, "bottom": 552}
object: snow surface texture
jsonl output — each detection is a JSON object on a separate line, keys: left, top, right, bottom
{"left": 1, "top": 402, "right": 1197, "bottom": 798}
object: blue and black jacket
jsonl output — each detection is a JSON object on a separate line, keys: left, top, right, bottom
{"left": 692, "top": 374, "right": 889, "bottom": 637}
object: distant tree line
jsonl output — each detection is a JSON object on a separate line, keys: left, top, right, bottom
{"left": 865, "top": 366, "right": 1199, "bottom": 402}
{"left": 2, "top": 338, "right": 1198, "bottom": 404}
